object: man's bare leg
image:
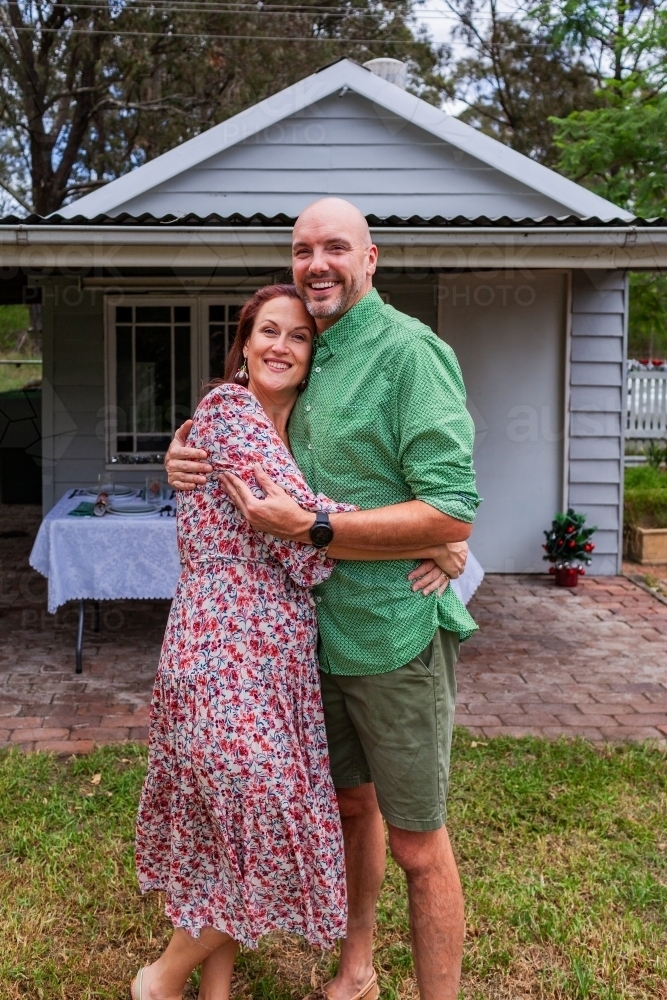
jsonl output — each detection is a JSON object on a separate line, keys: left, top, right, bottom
{"left": 324, "top": 783, "right": 386, "bottom": 1000}
{"left": 387, "top": 825, "right": 464, "bottom": 1000}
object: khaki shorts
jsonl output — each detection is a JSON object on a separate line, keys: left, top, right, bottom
{"left": 319, "top": 628, "right": 459, "bottom": 832}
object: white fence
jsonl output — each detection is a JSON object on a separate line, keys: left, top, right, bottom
{"left": 627, "top": 370, "right": 667, "bottom": 439}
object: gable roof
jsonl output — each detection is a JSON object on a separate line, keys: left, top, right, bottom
{"left": 57, "top": 58, "right": 631, "bottom": 222}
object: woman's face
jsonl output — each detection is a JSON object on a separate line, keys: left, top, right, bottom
{"left": 244, "top": 296, "right": 315, "bottom": 399}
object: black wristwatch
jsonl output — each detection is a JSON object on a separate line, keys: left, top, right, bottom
{"left": 310, "top": 511, "right": 334, "bottom": 548}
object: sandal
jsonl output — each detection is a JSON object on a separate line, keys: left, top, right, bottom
{"left": 304, "top": 970, "right": 379, "bottom": 1000}
{"left": 130, "top": 967, "right": 147, "bottom": 1000}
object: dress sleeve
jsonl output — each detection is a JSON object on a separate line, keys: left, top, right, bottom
{"left": 190, "top": 384, "right": 355, "bottom": 588}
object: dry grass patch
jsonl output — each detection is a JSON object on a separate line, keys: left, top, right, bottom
{"left": 1, "top": 734, "right": 666, "bottom": 999}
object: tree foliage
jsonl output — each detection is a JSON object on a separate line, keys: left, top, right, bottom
{"left": 0, "top": 0, "right": 447, "bottom": 215}
{"left": 443, "top": 1, "right": 600, "bottom": 166}
{"left": 545, "top": 0, "right": 667, "bottom": 216}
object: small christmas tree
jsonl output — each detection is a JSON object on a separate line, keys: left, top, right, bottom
{"left": 543, "top": 508, "right": 597, "bottom": 576}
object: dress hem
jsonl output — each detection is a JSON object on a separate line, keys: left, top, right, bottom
{"left": 139, "top": 882, "right": 346, "bottom": 951}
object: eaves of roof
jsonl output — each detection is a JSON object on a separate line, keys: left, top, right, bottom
{"left": 2, "top": 214, "right": 667, "bottom": 270}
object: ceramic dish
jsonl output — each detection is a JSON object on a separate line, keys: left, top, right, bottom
{"left": 107, "top": 500, "right": 160, "bottom": 516}
{"left": 84, "top": 485, "right": 136, "bottom": 498}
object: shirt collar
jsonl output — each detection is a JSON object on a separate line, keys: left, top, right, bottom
{"left": 314, "top": 288, "right": 384, "bottom": 356}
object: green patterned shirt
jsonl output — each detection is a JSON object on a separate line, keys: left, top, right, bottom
{"left": 289, "top": 289, "right": 480, "bottom": 676}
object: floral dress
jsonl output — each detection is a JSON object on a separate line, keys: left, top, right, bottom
{"left": 135, "top": 383, "right": 352, "bottom": 949}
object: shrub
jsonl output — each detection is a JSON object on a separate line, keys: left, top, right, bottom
{"left": 624, "top": 465, "right": 667, "bottom": 527}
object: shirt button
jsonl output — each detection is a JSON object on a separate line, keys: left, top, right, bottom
{"left": 314, "top": 366, "right": 321, "bottom": 373}
{"left": 307, "top": 443, "right": 313, "bottom": 450}
{"left": 316, "top": 596, "right": 322, "bottom": 603}
{"left": 305, "top": 405, "right": 311, "bottom": 411}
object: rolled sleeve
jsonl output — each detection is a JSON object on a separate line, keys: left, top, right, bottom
{"left": 394, "top": 335, "right": 481, "bottom": 521}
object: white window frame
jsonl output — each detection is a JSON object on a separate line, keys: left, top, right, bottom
{"left": 197, "top": 295, "right": 250, "bottom": 390}
{"left": 104, "top": 293, "right": 249, "bottom": 468}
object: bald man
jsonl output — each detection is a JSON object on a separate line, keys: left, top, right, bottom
{"left": 165, "top": 198, "right": 480, "bottom": 1000}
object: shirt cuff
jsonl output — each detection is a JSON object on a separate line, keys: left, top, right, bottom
{"left": 418, "top": 492, "right": 481, "bottom": 523}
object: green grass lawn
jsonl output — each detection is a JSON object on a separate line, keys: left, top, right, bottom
{"left": 1, "top": 734, "right": 666, "bottom": 1000}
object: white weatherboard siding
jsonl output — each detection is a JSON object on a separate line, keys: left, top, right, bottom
{"left": 567, "top": 270, "right": 627, "bottom": 574}
{"left": 113, "top": 93, "right": 572, "bottom": 221}
{"left": 438, "top": 272, "right": 566, "bottom": 573}
{"left": 40, "top": 282, "right": 154, "bottom": 508}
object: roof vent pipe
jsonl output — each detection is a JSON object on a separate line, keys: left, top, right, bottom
{"left": 363, "top": 58, "right": 408, "bottom": 89}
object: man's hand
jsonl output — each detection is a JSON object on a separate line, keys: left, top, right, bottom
{"left": 223, "top": 466, "right": 453, "bottom": 597}
{"left": 222, "top": 466, "right": 313, "bottom": 538}
{"left": 165, "top": 420, "right": 212, "bottom": 490}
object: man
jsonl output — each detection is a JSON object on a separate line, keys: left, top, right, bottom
{"left": 166, "top": 198, "right": 480, "bottom": 1000}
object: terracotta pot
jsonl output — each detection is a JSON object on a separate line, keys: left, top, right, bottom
{"left": 555, "top": 564, "right": 579, "bottom": 587}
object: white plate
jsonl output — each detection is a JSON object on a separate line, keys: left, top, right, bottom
{"left": 83, "top": 485, "right": 136, "bottom": 498}
{"left": 108, "top": 500, "right": 161, "bottom": 516}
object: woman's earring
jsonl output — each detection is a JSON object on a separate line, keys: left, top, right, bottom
{"left": 235, "top": 358, "right": 249, "bottom": 385}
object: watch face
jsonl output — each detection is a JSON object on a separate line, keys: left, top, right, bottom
{"left": 311, "top": 522, "right": 334, "bottom": 547}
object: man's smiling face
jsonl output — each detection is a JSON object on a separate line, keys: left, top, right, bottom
{"left": 291, "top": 198, "right": 378, "bottom": 330}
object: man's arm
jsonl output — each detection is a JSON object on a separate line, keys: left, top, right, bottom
{"left": 222, "top": 466, "right": 472, "bottom": 547}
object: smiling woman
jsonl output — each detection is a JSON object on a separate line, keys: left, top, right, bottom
{"left": 212, "top": 283, "right": 315, "bottom": 450}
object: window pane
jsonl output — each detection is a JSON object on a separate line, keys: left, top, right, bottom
{"left": 135, "top": 326, "right": 171, "bottom": 433}
{"left": 136, "top": 305, "right": 171, "bottom": 324}
{"left": 174, "top": 305, "right": 191, "bottom": 323}
{"left": 116, "top": 326, "right": 133, "bottom": 438}
{"left": 174, "top": 326, "right": 191, "bottom": 424}
{"left": 136, "top": 434, "right": 171, "bottom": 452}
{"left": 209, "top": 323, "right": 227, "bottom": 379}
{"left": 116, "top": 306, "right": 132, "bottom": 322}
{"left": 117, "top": 435, "right": 133, "bottom": 451}
{"left": 209, "top": 305, "right": 225, "bottom": 322}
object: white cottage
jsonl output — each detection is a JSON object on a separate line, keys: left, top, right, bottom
{"left": 2, "top": 56, "right": 666, "bottom": 574}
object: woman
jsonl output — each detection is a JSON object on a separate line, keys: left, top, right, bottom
{"left": 132, "top": 285, "right": 459, "bottom": 1000}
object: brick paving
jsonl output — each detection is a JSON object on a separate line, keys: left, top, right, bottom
{"left": 0, "top": 504, "right": 665, "bottom": 751}
{"left": 0, "top": 505, "right": 169, "bottom": 753}
{"left": 457, "top": 572, "right": 667, "bottom": 742}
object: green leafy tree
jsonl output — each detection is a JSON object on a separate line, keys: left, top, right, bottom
{"left": 545, "top": 0, "right": 667, "bottom": 216}
{"left": 544, "top": 1, "right": 667, "bottom": 357}
{"left": 0, "top": 1, "right": 447, "bottom": 216}
{"left": 628, "top": 272, "right": 667, "bottom": 358}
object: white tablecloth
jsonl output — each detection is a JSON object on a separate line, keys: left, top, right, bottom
{"left": 30, "top": 491, "right": 484, "bottom": 614}
{"left": 30, "top": 492, "right": 181, "bottom": 613}
{"left": 451, "top": 550, "right": 484, "bottom": 606}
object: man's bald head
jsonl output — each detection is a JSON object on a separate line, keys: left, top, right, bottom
{"left": 291, "top": 198, "right": 378, "bottom": 330}
{"left": 293, "top": 197, "right": 372, "bottom": 248}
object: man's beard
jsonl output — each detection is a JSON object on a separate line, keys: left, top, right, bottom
{"left": 300, "top": 270, "right": 366, "bottom": 319}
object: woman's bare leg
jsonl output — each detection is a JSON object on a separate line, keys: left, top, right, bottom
{"left": 198, "top": 938, "right": 239, "bottom": 1000}
{"left": 132, "top": 927, "right": 233, "bottom": 1000}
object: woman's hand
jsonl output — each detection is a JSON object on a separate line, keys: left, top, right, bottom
{"left": 165, "top": 421, "right": 212, "bottom": 490}
{"left": 407, "top": 560, "right": 453, "bottom": 597}
{"left": 432, "top": 541, "right": 468, "bottom": 579}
